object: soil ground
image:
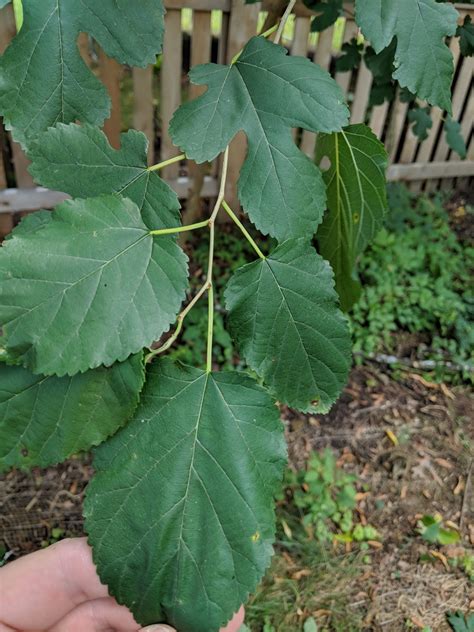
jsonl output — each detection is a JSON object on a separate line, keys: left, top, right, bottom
{"left": 1, "top": 364, "right": 473, "bottom": 631}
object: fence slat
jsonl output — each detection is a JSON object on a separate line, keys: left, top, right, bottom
{"left": 161, "top": 10, "right": 183, "bottom": 179}
{"left": 224, "top": 0, "right": 259, "bottom": 210}
{"left": 435, "top": 56, "right": 473, "bottom": 163}
{"left": 133, "top": 67, "right": 155, "bottom": 163}
{"left": 335, "top": 20, "right": 358, "bottom": 95}
{"left": 300, "top": 26, "right": 334, "bottom": 157}
{"left": 350, "top": 60, "right": 372, "bottom": 124}
{"left": 99, "top": 52, "right": 123, "bottom": 149}
{"left": 388, "top": 160, "right": 474, "bottom": 181}
{"left": 369, "top": 102, "right": 389, "bottom": 139}
{"left": 387, "top": 91, "right": 409, "bottom": 162}
{"left": 187, "top": 10, "right": 213, "bottom": 221}
{"left": 443, "top": 93, "right": 474, "bottom": 189}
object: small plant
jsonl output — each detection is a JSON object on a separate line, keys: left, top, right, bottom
{"left": 446, "top": 611, "right": 474, "bottom": 632}
{"left": 417, "top": 514, "right": 461, "bottom": 546}
{"left": 351, "top": 189, "right": 474, "bottom": 379}
{"left": 284, "top": 449, "right": 378, "bottom": 544}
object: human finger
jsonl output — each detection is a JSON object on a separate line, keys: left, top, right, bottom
{"left": 0, "top": 538, "right": 108, "bottom": 630}
{"left": 49, "top": 597, "right": 139, "bottom": 632}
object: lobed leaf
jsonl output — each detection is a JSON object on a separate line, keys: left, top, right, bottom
{"left": 170, "top": 36, "right": 349, "bottom": 242}
{"left": 408, "top": 107, "right": 433, "bottom": 142}
{"left": 0, "top": 0, "right": 165, "bottom": 147}
{"left": 0, "top": 196, "right": 188, "bottom": 376}
{"left": 304, "top": 0, "right": 344, "bottom": 33}
{"left": 457, "top": 15, "right": 474, "bottom": 57}
{"left": 0, "top": 355, "right": 144, "bottom": 471}
{"left": 28, "top": 123, "right": 181, "bottom": 231}
{"left": 225, "top": 239, "right": 352, "bottom": 413}
{"left": 355, "top": 0, "right": 459, "bottom": 112}
{"left": 315, "top": 125, "right": 388, "bottom": 311}
{"left": 445, "top": 116, "right": 467, "bottom": 159}
{"left": 84, "top": 359, "right": 286, "bottom": 631}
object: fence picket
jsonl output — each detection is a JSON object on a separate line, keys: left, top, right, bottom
{"left": 161, "top": 10, "right": 183, "bottom": 179}
{"left": 133, "top": 67, "right": 155, "bottom": 163}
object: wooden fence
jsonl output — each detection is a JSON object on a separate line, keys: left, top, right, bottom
{"left": 0, "top": 0, "right": 473, "bottom": 237}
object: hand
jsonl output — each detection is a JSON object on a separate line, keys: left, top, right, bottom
{"left": 0, "top": 538, "right": 244, "bottom": 631}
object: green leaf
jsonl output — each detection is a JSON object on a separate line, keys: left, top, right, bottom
{"left": 447, "top": 611, "right": 474, "bottom": 632}
{"left": 365, "top": 41, "right": 396, "bottom": 81}
{"left": 225, "top": 239, "right": 351, "bottom": 413}
{"left": 0, "top": 0, "right": 11, "bottom": 8}
{"left": 304, "top": 617, "right": 319, "bottom": 632}
{"left": 0, "top": 196, "right": 188, "bottom": 376}
{"left": 170, "top": 36, "right": 349, "bottom": 242}
{"left": 84, "top": 359, "right": 286, "bottom": 630}
{"left": 335, "top": 38, "right": 363, "bottom": 73}
{"left": 315, "top": 125, "right": 388, "bottom": 311}
{"left": 457, "top": 15, "right": 474, "bottom": 57}
{"left": 0, "top": 355, "right": 144, "bottom": 471}
{"left": 0, "top": 0, "right": 165, "bottom": 147}
{"left": 304, "top": 0, "right": 343, "bottom": 33}
{"left": 445, "top": 116, "right": 467, "bottom": 159}
{"left": 408, "top": 107, "right": 433, "bottom": 141}
{"left": 28, "top": 123, "right": 180, "bottom": 231}
{"left": 355, "top": 0, "right": 459, "bottom": 112}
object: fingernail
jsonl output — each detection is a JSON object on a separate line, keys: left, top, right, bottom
{"left": 142, "top": 626, "right": 176, "bottom": 632}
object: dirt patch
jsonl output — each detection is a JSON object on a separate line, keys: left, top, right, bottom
{"left": 284, "top": 364, "right": 474, "bottom": 630}
{"left": 1, "top": 364, "right": 473, "bottom": 630}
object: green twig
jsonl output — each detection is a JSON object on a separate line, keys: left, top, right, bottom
{"left": 206, "top": 146, "right": 229, "bottom": 372}
{"left": 222, "top": 200, "right": 266, "bottom": 260}
{"left": 145, "top": 281, "right": 210, "bottom": 363}
{"left": 147, "top": 153, "right": 185, "bottom": 172}
{"left": 274, "top": 0, "right": 296, "bottom": 45}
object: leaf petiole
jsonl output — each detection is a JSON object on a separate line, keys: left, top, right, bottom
{"left": 222, "top": 200, "right": 265, "bottom": 260}
{"left": 145, "top": 281, "right": 211, "bottom": 363}
{"left": 147, "top": 153, "right": 185, "bottom": 172}
{"left": 231, "top": 23, "right": 278, "bottom": 65}
{"left": 149, "top": 219, "right": 209, "bottom": 236}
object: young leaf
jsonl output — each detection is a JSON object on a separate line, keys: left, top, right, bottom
{"left": 335, "top": 39, "right": 364, "bottom": 73}
{"left": 304, "top": 0, "right": 343, "bottom": 33}
{"left": 170, "top": 36, "right": 349, "bottom": 242}
{"left": 456, "top": 15, "right": 474, "bottom": 58}
{"left": 355, "top": 0, "right": 459, "bottom": 112}
{"left": 445, "top": 116, "right": 467, "bottom": 159}
{"left": 28, "top": 124, "right": 180, "bottom": 230}
{"left": 0, "top": 0, "right": 165, "bottom": 147}
{"left": 84, "top": 359, "right": 286, "bottom": 630}
{"left": 315, "top": 125, "right": 388, "bottom": 311}
{"left": 0, "top": 196, "right": 188, "bottom": 376}
{"left": 408, "top": 107, "right": 433, "bottom": 142}
{"left": 225, "top": 239, "right": 351, "bottom": 413}
{"left": 0, "top": 355, "right": 144, "bottom": 471}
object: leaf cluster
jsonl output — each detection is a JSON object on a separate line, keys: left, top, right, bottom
{"left": 351, "top": 188, "right": 474, "bottom": 376}
{"left": 0, "top": 0, "right": 466, "bottom": 629}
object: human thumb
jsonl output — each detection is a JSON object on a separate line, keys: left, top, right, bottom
{"left": 141, "top": 625, "right": 176, "bottom": 631}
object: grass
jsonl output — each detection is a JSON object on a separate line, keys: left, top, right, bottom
{"left": 245, "top": 538, "right": 365, "bottom": 631}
